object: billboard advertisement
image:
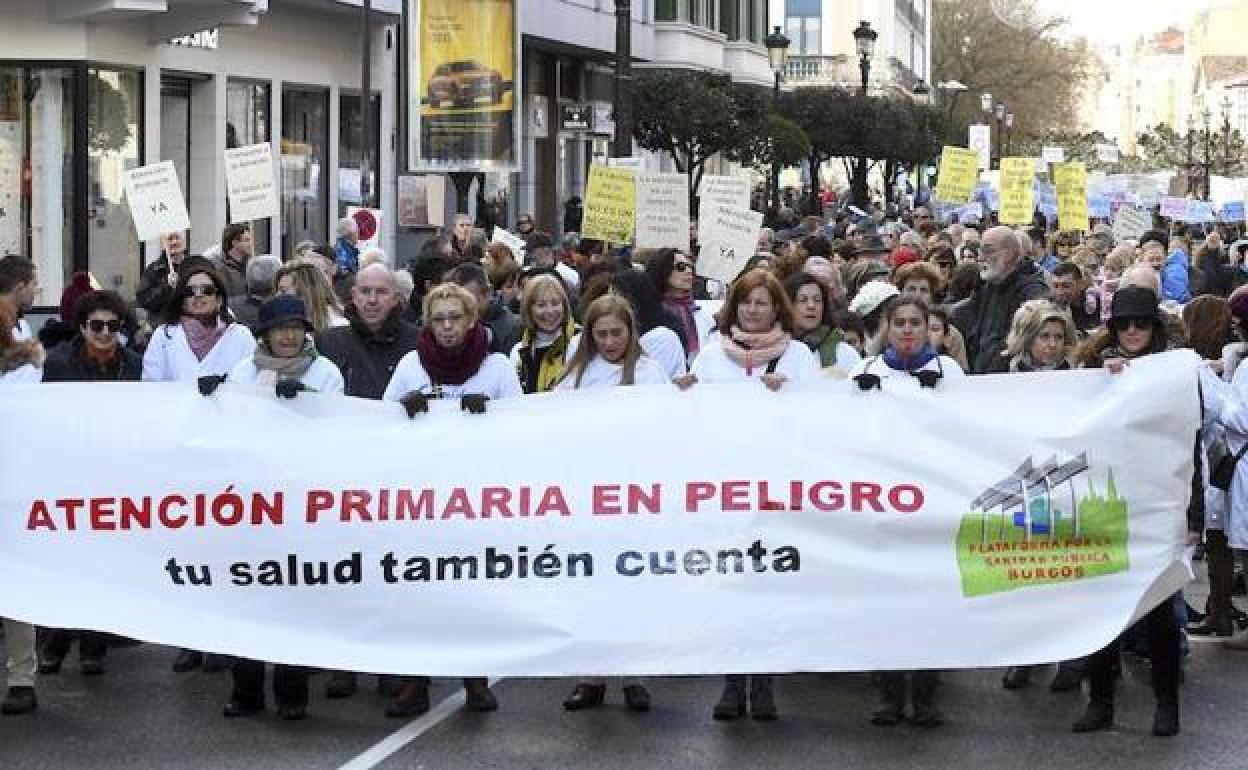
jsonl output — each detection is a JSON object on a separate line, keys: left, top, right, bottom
{"left": 407, "top": 0, "right": 520, "bottom": 172}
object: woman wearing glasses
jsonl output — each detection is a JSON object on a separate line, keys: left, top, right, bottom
{"left": 647, "top": 248, "right": 716, "bottom": 363}
{"left": 141, "top": 259, "right": 255, "bottom": 674}
{"left": 38, "top": 291, "right": 143, "bottom": 678}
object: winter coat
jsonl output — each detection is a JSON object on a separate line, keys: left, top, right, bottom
{"left": 228, "top": 356, "right": 345, "bottom": 395}
{"left": 1161, "top": 248, "right": 1191, "bottom": 304}
{"left": 42, "top": 337, "right": 142, "bottom": 383}
{"left": 964, "top": 259, "right": 1050, "bottom": 374}
{"left": 690, "top": 336, "right": 818, "bottom": 385}
{"left": 141, "top": 322, "right": 255, "bottom": 382}
{"left": 135, "top": 254, "right": 179, "bottom": 316}
{"left": 315, "top": 308, "right": 420, "bottom": 400}
{"left": 482, "top": 298, "right": 523, "bottom": 356}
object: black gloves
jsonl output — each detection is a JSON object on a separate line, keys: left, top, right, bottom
{"left": 276, "top": 379, "right": 309, "bottom": 399}
{"left": 853, "top": 373, "right": 881, "bottom": 392}
{"left": 912, "top": 370, "right": 943, "bottom": 389}
{"left": 197, "top": 374, "right": 227, "bottom": 396}
{"left": 400, "top": 391, "right": 429, "bottom": 418}
{"left": 461, "top": 394, "right": 489, "bottom": 414}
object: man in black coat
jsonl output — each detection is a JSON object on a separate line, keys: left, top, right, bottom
{"left": 316, "top": 263, "right": 420, "bottom": 401}
{"left": 963, "top": 226, "right": 1050, "bottom": 374}
{"left": 135, "top": 231, "right": 189, "bottom": 316}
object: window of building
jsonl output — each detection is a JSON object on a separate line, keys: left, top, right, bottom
{"left": 0, "top": 67, "right": 75, "bottom": 307}
{"left": 87, "top": 68, "right": 142, "bottom": 298}
{"left": 280, "top": 86, "right": 328, "bottom": 260}
{"left": 785, "top": 15, "right": 821, "bottom": 55}
{"left": 338, "top": 91, "right": 381, "bottom": 218}
{"left": 226, "top": 80, "right": 271, "bottom": 254}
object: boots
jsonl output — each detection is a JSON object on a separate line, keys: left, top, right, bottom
{"left": 1153, "top": 699, "right": 1180, "bottom": 737}
{"left": 1072, "top": 699, "right": 1114, "bottom": 733}
{"left": 870, "top": 672, "right": 905, "bottom": 726}
{"left": 0, "top": 687, "right": 36, "bottom": 716}
{"left": 462, "top": 678, "right": 497, "bottom": 712}
{"left": 712, "top": 675, "right": 746, "bottom": 720}
{"left": 910, "top": 671, "right": 943, "bottom": 727}
{"left": 325, "top": 671, "right": 358, "bottom": 699}
{"left": 622, "top": 684, "right": 651, "bottom": 712}
{"left": 563, "top": 684, "right": 606, "bottom": 711}
{"left": 171, "top": 648, "right": 202, "bottom": 673}
{"left": 386, "top": 678, "right": 431, "bottom": 718}
{"left": 1049, "top": 662, "right": 1085, "bottom": 692}
{"left": 748, "top": 676, "right": 777, "bottom": 721}
{"left": 1001, "top": 665, "right": 1031, "bottom": 689}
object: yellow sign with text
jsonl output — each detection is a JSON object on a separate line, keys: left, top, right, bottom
{"left": 998, "top": 158, "right": 1035, "bottom": 226}
{"left": 1053, "top": 162, "right": 1089, "bottom": 232}
{"left": 582, "top": 165, "right": 636, "bottom": 244}
{"left": 934, "top": 147, "right": 980, "bottom": 204}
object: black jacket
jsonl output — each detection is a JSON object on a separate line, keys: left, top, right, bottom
{"left": 965, "top": 259, "right": 1050, "bottom": 374}
{"left": 136, "top": 254, "right": 178, "bottom": 316}
{"left": 42, "top": 337, "right": 143, "bottom": 383}
{"left": 315, "top": 308, "right": 420, "bottom": 400}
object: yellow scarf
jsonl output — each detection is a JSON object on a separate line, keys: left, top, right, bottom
{"left": 518, "top": 318, "right": 578, "bottom": 393}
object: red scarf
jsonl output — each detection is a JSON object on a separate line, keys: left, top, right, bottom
{"left": 416, "top": 322, "right": 490, "bottom": 386}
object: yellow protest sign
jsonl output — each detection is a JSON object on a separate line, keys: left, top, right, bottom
{"left": 998, "top": 158, "right": 1035, "bottom": 226}
{"left": 934, "top": 147, "right": 980, "bottom": 204}
{"left": 1052, "top": 162, "right": 1089, "bottom": 232}
{"left": 582, "top": 164, "right": 636, "bottom": 244}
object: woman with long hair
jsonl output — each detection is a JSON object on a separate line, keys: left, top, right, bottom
{"left": 995, "top": 299, "right": 1078, "bottom": 373}
{"left": 783, "top": 271, "right": 860, "bottom": 373}
{"left": 275, "top": 259, "right": 347, "bottom": 333}
{"left": 646, "top": 248, "right": 716, "bottom": 362}
{"left": 510, "top": 273, "right": 578, "bottom": 394}
{"left": 557, "top": 294, "right": 667, "bottom": 391}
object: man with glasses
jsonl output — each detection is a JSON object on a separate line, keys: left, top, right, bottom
{"left": 963, "top": 226, "right": 1050, "bottom": 374}
{"left": 136, "top": 230, "right": 188, "bottom": 316}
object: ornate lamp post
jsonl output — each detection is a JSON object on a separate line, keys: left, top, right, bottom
{"left": 764, "top": 26, "right": 791, "bottom": 217}
{"left": 853, "top": 21, "right": 877, "bottom": 96}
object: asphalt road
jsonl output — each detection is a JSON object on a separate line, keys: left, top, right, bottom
{"left": 3, "top": 583, "right": 1247, "bottom": 769}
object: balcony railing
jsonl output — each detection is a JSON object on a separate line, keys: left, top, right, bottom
{"left": 784, "top": 54, "right": 923, "bottom": 96}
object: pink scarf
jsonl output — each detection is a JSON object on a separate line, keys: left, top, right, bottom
{"left": 721, "top": 324, "right": 790, "bottom": 376}
{"left": 663, "top": 289, "right": 700, "bottom": 357}
{"left": 183, "top": 316, "right": 227, "bottom": 362}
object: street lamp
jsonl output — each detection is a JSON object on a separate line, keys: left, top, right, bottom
{"left": 1005, "top": 111, "right": 1015, "bottom": 155}
{"left": 1203, "top": 107, "right": 1213, "bottom": 199}
{"left": 1186, "top": 113, "right": 1196, "bottom": 196}
{"left": 853, "top": 20, "right": 877, "bottom": 96}
{"left": 913, "top": 79, "right": 931, "bottom": 99}
{"left": 1222, "top": 92, "right": 1234, "bottom": 172}
{"left": 980, "top": 92, "right": 993, "bottom": 114}
{"left": 764, "top": 25, "right": 791, "bottom": 217}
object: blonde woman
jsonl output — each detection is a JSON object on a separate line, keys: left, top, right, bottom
{"left": 556, "top": 294, "right": 667, "bottom": 391}
{"left": 275, "top": 260, "right": 347, "bottom": 333}
{"left": 510, "top": 273, "right": 578, "bottom": 394}
{"left": 994, "top": 299, "right": 1078, "bottom": 373}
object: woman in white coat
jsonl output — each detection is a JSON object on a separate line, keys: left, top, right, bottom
{"left": 225, "top": 295, "right": 344, "bottom": 396}
{"left": 142, "top": 258, "right": 255, "bottom": 386}
{"left": 846, "top": 297, "right": 966, "bottom": 386}
{"left": 0, "top": 300, "right": 42, "bottom": 715}
{"left": 140, "top": 258, "right": 254, "bottom": 675}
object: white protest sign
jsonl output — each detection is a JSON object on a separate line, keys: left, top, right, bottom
{"left": 607, "top": 157, "right": 643, "bottom": 171}
{"left": 698, "top": 174, "right": 751, "bottom": 212}
{"left": 968, "top": 124, "right": 992, "bottom": 171}
{"left": 223, "top": 143, "right": 278, "bottom": 223}
{"left": 1042, "top": 146, "right": 1066, "bottom": 164}
{"left": 122, "top": 161, "right": 191, "bottom": 242}
{"left": 696, "top": 203, "right": 763, "bottom": 285}
{"left": 1112, "top": 207, "right": 1151, "bottom": 242}
{"left": 635, "top": 172, "right": 690, "bottom": 250}
{"left": 1160, "top": 197, "right": 1190, "bottom": 220}
{"left": 0, "top": 352, "right": 1198, "bottom": 675}
{"left": 490, "top": 227, "right": 527, "bottom": 261}
{"left": 1097, "top": 144, "right": 1120, "bottom": 164}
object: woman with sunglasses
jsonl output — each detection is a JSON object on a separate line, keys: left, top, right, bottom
{"left": 1072, "top": 285, "right": 1181, "bottom": 736}
{"left": 848, "top": 297, "right": 961, "bottom": 729}
{"left": 37, "top": 291, "right": 142, "bottom": 679}
{"left": 141, "top": 259, "right": 255, "bottom": 674}
{"left": 646, "top": 248, "right": 716, "bottom": 363}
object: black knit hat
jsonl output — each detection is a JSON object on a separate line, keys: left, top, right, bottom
{"left": 256, "top": 295, "right": 312, "bottom": 334}
{"left": 1110, "top": 286, "right": 1160, "bottom": 322}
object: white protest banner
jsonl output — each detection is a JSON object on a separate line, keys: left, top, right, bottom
{"left": 223, "top": 143, "right": 278, "bottom": 224}
{"left": 0, "top": 354, "right": 1198, "bottom": 675}
{"left": 696, "top": 203, "right": 763, "bottom": 285}
{"left": 122, "top": 161, "right": 191, "bottom": 242}
{"left": 635, "top": 172, "right": 690, "bottom": 250}
{"left": 490, "top": 227, "right": 527, "bottom": 260}
{"left": 1112, "top": 207, "right": 1152, "bottom": 242}
{"left": 968, "top": 124, "right": 991, "bottom": 171}
{"left": 1160, "top": 196, "right": 1190, "bottom": 220}
{"left": 697, "top": 174, "right": 751, "bottom": 212}
{"left": 1041, "top": 146, "right": 1066, "bottom": 165}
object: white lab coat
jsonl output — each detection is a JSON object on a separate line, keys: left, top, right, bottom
{"left": 382, "top": 351, "right": 522, "bottom": 402}
{"left": 567, "top": 326, "right": 687, "bottom": 380}
{"left": 142, "top": 323, "right": 256, "bottom": 382}
{"left": 690, "top": 336, "right": 818, "bottom": 385}
{"left": 555, "top": 354, "right": 669, "bottom": 390}
{"left": 227, "top": 356, "right": 345, "bottom": 395}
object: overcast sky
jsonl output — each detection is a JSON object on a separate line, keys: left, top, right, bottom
{"left": 1034, "top": 0, "right": 1218, "bottom": 43}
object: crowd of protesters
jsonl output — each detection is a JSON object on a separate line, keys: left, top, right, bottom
{"left": 3, "top": 201, "right": 1248, "bottom": 739}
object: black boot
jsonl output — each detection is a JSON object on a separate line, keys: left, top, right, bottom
{"left": 910, "top": 671, "right": 943, "bottom": 728}
{"left": 712, "top": 676, "right": 746, "bottom": 721}
{"left": 223, "top": 696, "right": 264, "bottom": 718}
{"left": 172, "top": 649, "right": 203, "bottom": 673}
{"left": 749, "top": 676, "right": 777, "bottom": 721}
{"left": 1001, "top": 665, "right": 1031, "bottom": 689}
{"left": 202, "top": 654, "right": 231, "bottom": 673}
{"left": 870, "top": 672, "right": 905, "bottom": 726}
{"left": 0, "top": 687, "right": 36, "bottom": 716}
{"left": 385, "top": 678, "right": 431, "bottom": 718}
{"left": 463, "top": 678, "right": 498, "bottom": 712}
{"left": 1187, "top": 615, "right": 1234, "bottom": 637}
{"left": 37, "top": 655, "right": 63, "bottom": 676}
{"left": 325, "top": 671, "right": 358, "bottom": 699}
{"left": 563, "top": 684, "right": 606, "bottom": 711}
{"left": 622, "top": 684, "right": 651, "bottom": 712}
{"left": 1153, "top": 699, "right": 1179, "bottom": 737}
{"left": 1072, "top": 699, "right": 1114, "bottom": 733}
{"left": 1049, "top": 662, "right": 1084, "bottom": 692}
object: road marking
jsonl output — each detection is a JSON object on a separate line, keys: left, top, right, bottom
{"left": 337, "top": 679, "right": 502, "bottom": 770}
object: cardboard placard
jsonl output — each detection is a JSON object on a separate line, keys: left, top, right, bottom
{"left": 934, "top": 147, "right": 980, "bottom": 204}
{"left": 224, "top": 143, "right": 278, "bottom": 224}
{"left": 1052, "top": 162, "right": 1089, "bottom": 232}
{"left": 1111, "top": 207, "right": 1151, "bottom": 242}
{"left": 998, "top": 157, "right": 1035, "bottom": 225}
{"left": 697, "top": 174, "right": 751, "bottom": 212}
{"left": 582, "top": 164, "right": 636, "bottom": 244}
{"left": 695, "top": 203, "right": 763, "bottom": 285}
{"left": 122, "top": 161, "right": 191, "bottom": 242}
{"left": 635, "top": 172, "right": 690, "bottom": 251}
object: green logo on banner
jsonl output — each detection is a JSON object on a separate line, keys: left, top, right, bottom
{"left": 956, "top": 454, "right": 1129, "bottom": 598}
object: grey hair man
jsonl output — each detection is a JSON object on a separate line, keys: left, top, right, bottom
{"left": 960, "top": 225, "right": 1050, "bottom": 373}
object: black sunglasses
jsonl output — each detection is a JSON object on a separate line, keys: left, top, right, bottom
{"left": 1110, "top": 317, "right": 1152, "bottom": 332}
{"left": 672, "top": 262, "right": 694, "bottom": 273}
{"left": 186, "top": 284, "right": 218, "bottom": 297}
{"left": 86, "top": 319, "right": 122, "bottom": 333}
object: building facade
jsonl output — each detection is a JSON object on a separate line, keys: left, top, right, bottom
{"left": 1, "top": 0, "right": 400, "bottom": 310}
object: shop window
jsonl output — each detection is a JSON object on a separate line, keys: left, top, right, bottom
{"left": 281, "top": 86, "right": 329, "bottom": 260}
{"left": 0, "top": 67, "right": 74, "bottom": 308}
{"left": 87, "top": 68, "right": 141, "bottom": 299}
{"left": 227, "top": 80, "right": 272, "bottom": 254}
{"left": 337, "top": 92, "right": 380, "bottom": 218}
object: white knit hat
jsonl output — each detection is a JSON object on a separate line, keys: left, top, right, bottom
{"left": 848, "top": 279, "right": 900, "bottom": 318}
